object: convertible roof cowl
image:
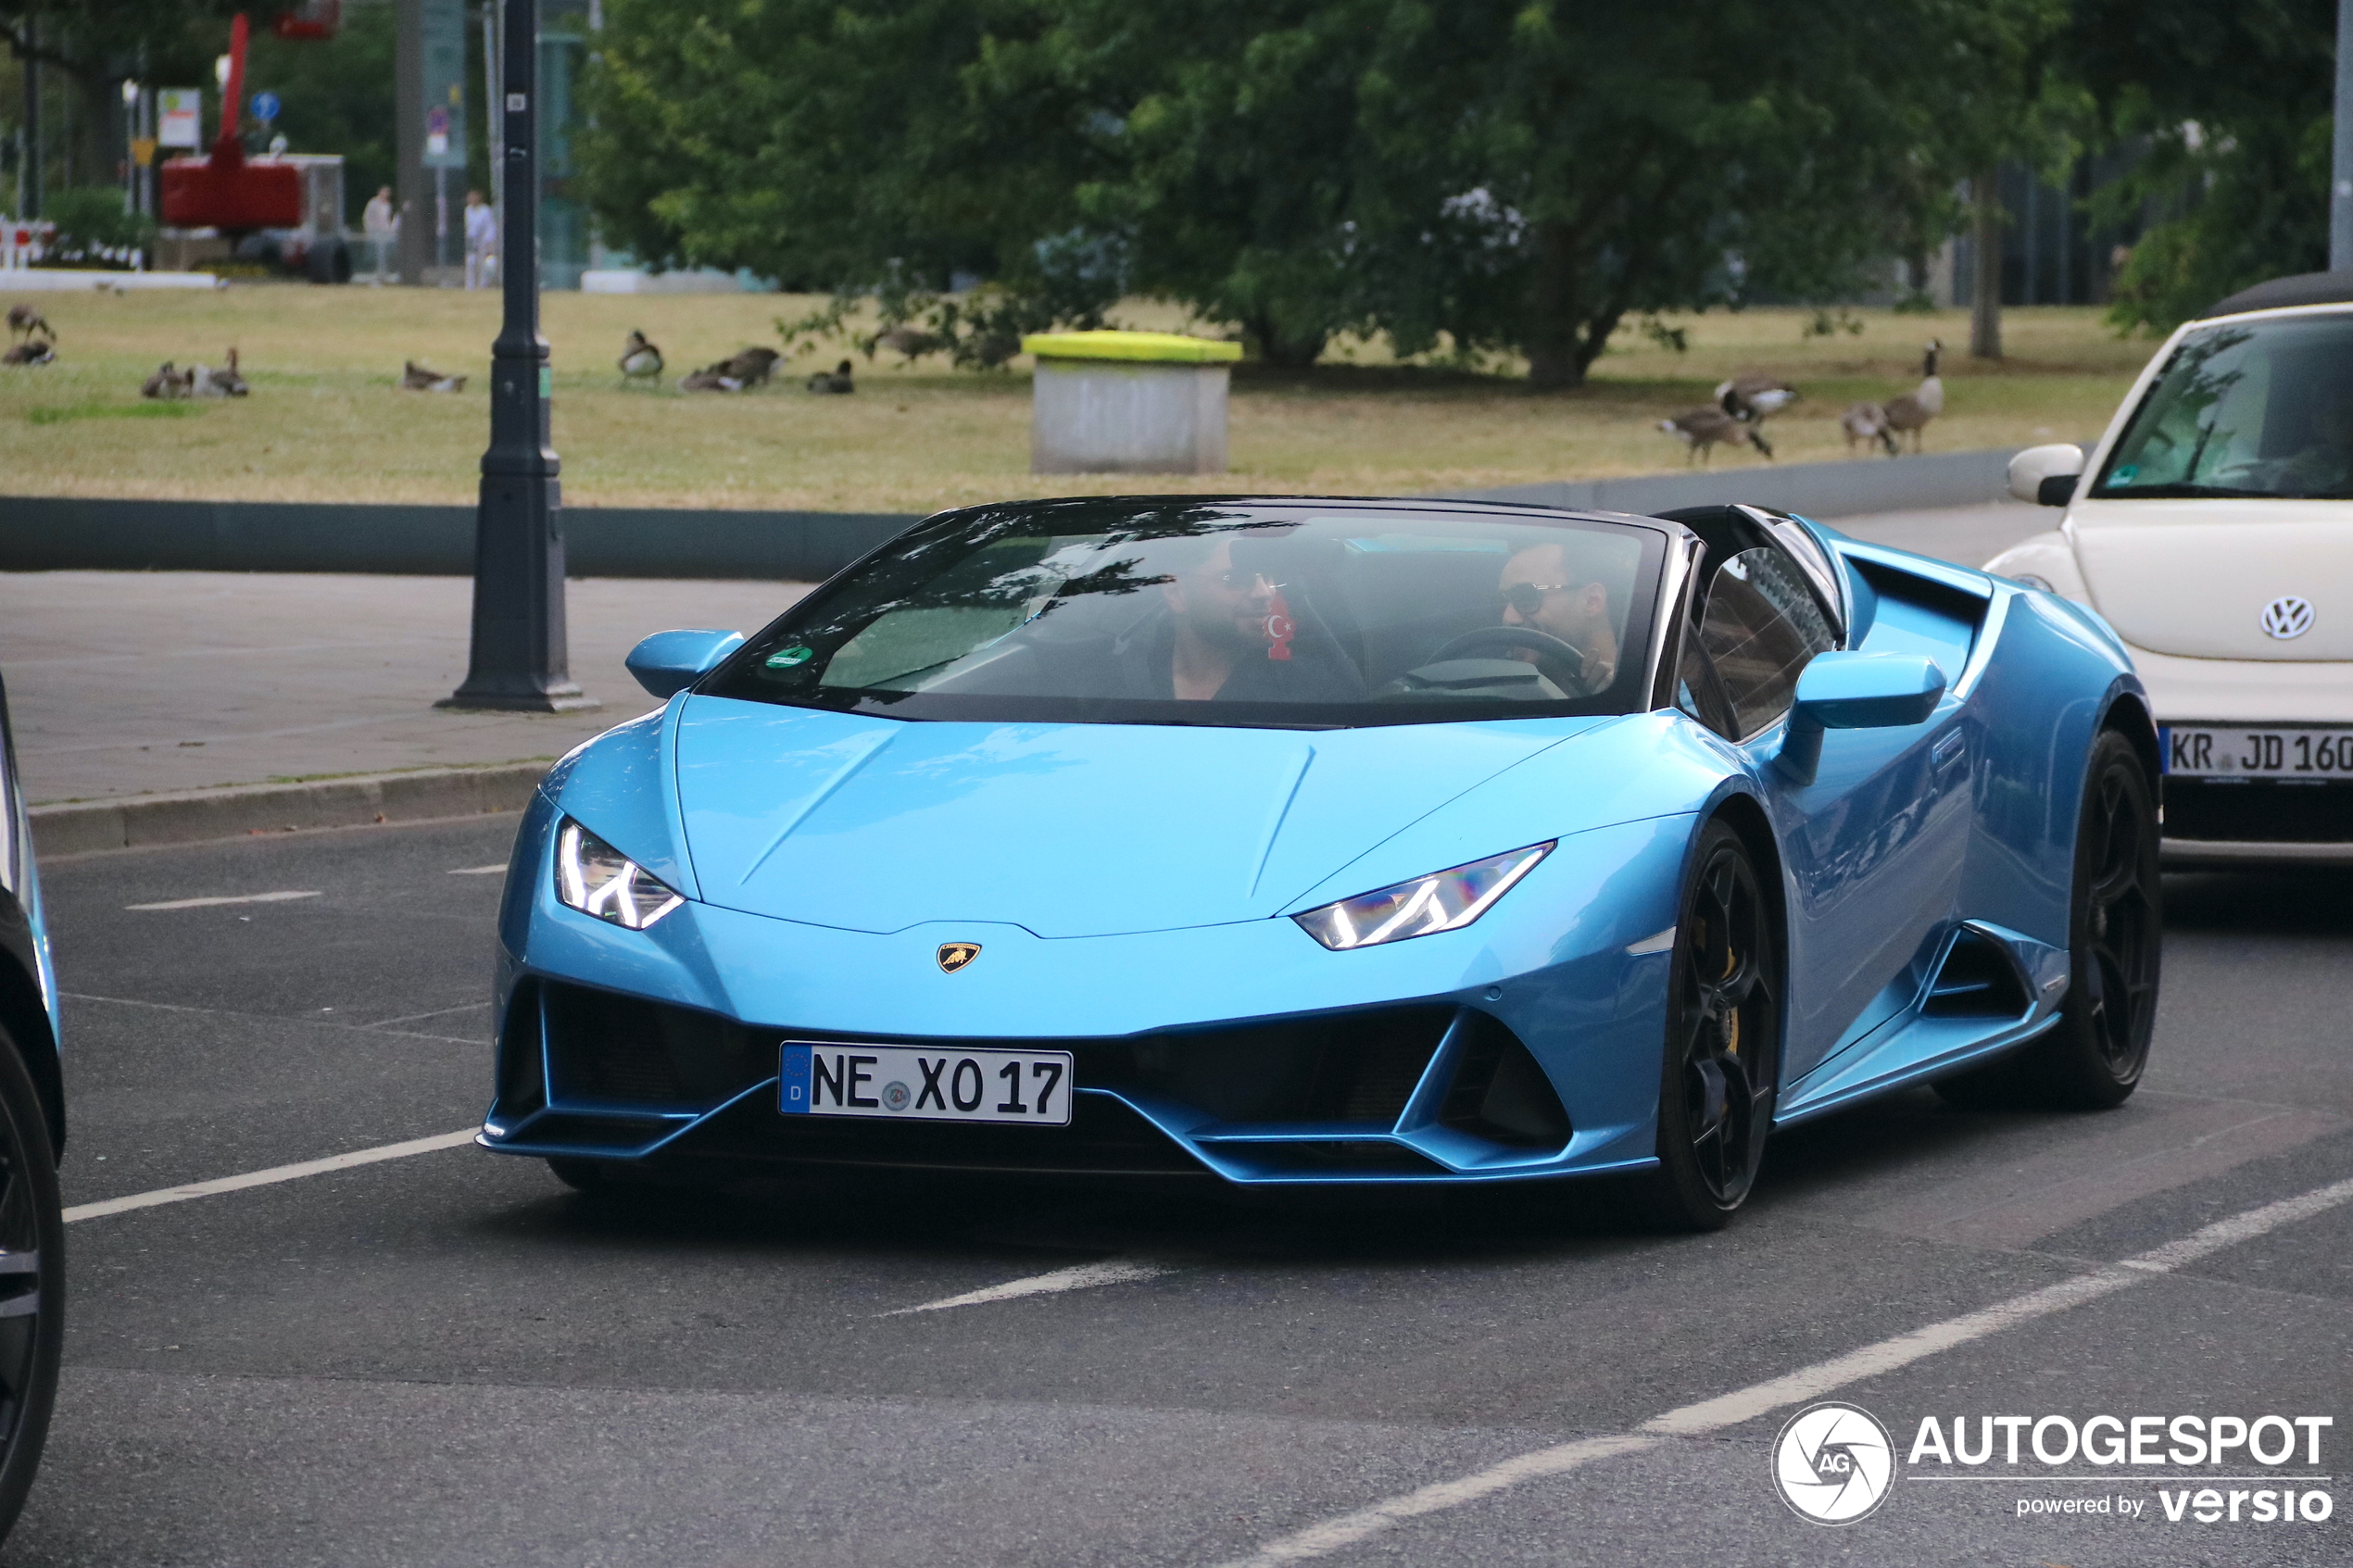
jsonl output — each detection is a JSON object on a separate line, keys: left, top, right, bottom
{"left": 2200, "top": 270, "right": 2353, "bottom": 320}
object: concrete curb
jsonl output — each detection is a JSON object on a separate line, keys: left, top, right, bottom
{"left": 31, "top": 761, "right": 547, "bottom": 858}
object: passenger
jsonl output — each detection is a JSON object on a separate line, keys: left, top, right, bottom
{"left": 2270, "top": 380, "right": 2353, "bottom": 496}
{"left": 1106, "top": 536, "right": 1363, "bottom": 702}
{"left": 1496, "top": 542, "right": 1618, "bottom": 695}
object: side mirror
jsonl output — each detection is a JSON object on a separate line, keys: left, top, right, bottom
{"left": 1777, "top": 652, "right": 1947, "bottom": 784}
{"left": 625, "top": 629, "right": 744, "bottom": 699}
{"left": 2007, "top": 443, "right": 2084, "bottom": 507}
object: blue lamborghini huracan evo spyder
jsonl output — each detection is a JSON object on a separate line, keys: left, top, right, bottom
{"left": 478, "top": 497, "right": 2161, "bottom": 1227}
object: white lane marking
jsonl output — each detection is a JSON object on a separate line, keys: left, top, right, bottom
{"left": 1214, "top": 1173, "right": 2353, "bottom": 1568}
{"left": 125, "top": 890, "right": 321, "bottom": 912}
{"left": 368, "top": 1000, "right": 491, "bottom": 1028}
{"left": 64, "top": 1129, "right": 478, "bottom": 1224}
{"left": 447, "top": 863, "right": 508, "bottom": 876}
{"left": 885, "top": 1258, "right": 1179, "bottom": 1316}
{"left": 59, "top": 990, "right": 480, "bottom": 1047}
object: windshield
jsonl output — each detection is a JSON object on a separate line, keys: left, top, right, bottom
{"left": 701, "top": 501, "right": 1666, "bottom": 728}
{"left": 2093, "top": 313, "right": 2353, "bottom": 500}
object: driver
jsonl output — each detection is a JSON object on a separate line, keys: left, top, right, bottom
{"left": 1497, "top": 542, "right": 1618, "bottom": 695}
{"left": 1105, "top": 536, "right": 1363, "bottom": 702}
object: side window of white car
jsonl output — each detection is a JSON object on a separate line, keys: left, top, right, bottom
{"left": 1689, "top": 546, "right": 1839, "bottom": 740}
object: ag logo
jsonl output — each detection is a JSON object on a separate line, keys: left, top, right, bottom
{"left": 2260, "top": 596, "right": 2314, "bottom": 640}
{"left": 1772, "top": 1401, "right": 1894, "bottom": 1525}
{"left": 936, "top": 942, "right": 982, "bottom": 973}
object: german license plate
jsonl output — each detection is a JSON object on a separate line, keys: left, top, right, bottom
{"left": 779, "top": 1042, "right": 1072, "bottom": 1126}
{"left": 2160, "top": 725, "right": 2353, "bottom": 779}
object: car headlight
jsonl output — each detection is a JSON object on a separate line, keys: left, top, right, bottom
{"left": 1291, "top": 842, "right": 1553, "bottom": 951}
{"left": 554, "top": 819, "right": 684, "bottom": 930}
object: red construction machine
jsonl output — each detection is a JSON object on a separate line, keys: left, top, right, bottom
{"left": 159, "top": 10, "right": 352, "bottom": 282}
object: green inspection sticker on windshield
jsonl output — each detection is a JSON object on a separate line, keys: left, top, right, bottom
{"left": 765, "top": 646, "right": 815, "bottom": 669}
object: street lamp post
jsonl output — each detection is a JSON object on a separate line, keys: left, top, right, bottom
{"left": 441, "top": 0, "right": 595, "bottom": 713}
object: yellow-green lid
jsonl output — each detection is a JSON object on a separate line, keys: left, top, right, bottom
{"left": 1021, "top": 330, "right": 1242, "bottom": 364}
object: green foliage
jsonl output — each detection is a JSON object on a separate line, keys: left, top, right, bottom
{"left": 46, "top": 186, "right": 156, "bottom": 255}
{"left": 2062, "top": 0, "right": 2335, "bottom": 333}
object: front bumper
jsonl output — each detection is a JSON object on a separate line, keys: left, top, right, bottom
{"left": 479, "top": 795, "right": 1691, "bottom": 1185}
{"left": 2128, "top": 646, "right": 2353, "bottom": 863}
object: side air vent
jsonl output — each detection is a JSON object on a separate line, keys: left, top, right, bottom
{"left": 1923, "top": 928, "right": 2032, "bottom": 1020}
{"left": 1101, "top": 1005, "right": 1453, "bottom": 1126}
{"left": 1438, "top": 1012, "right": 1572, "bottom": 1148}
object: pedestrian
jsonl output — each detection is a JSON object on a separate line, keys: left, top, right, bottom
{"left": 362, "top": 185, "right": 396, "bottom": 283}
{"left": 462, "top": 190, "right": 497, "bottom": 291}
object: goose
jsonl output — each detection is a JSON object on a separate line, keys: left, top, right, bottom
{"left": 680, "top": 360, "right": 744, "bottom": 393}
{"left": 1880, "top": 340, "right": 1944, "bottom": 453}
{"left": 1657, "top": 406, "right": 1767, "bottom": 465}
{"left": 1716, "top": 372, "right": 1798, "bottom": 422}
{"left": 3, "top": 337, "right": 53, "bottom": 367}
{"left": 807, "top": 358, "right": 855, "bottom": 395}
{"left": 141, "top": 361, "right": 193, "bottom": 398}
{"left": 400, "top": 360, "right": 467, "bottom": 393}
{"left": 1841, "top": 401, "right": 1898, "bottom": 458}
{"left": 6, "top": 305, "right": 51, "bottom": 342}
{"left": 724, "top": 345, "right": 781, "bottom": 386}
{"left": 192, "top": 347, "right": 249, "bottom": 397}
{"left": 873, "top": 323, "right": 944, "bottom": 360}
{"left": 618, "top": 330, "right": 664, "bottom": 385}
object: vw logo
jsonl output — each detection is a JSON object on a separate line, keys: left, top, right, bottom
{"left": 1772, "top": 1401, "right": 1894, "bottom": 1525}
{"left": 2260, "top": 596, "right": 2314, "bottom": 640}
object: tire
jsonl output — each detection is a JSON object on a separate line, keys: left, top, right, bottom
{"left": 1642, "top": 819, "right": 1781, "bottom": 1230}
{"left": 304, "top": 235, "right": 352, "bottom": 285}
{"left": 546, "top": 1157, "right": 607, "bottom": 1193}
{"left": 0, "top": 1026, "right": 63, "bottom": 1544}
{"left": 1935, "top": 729, "right": 2161, "bottom": 1110}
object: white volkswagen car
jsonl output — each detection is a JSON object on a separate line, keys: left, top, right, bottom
{"left": 1993, "top": 271, "right": 2353, "bottom": 866}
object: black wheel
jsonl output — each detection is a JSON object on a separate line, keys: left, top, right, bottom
{"left": 2029, "top": 730, "right": 2161, "bottom": 1106}
{"left": 546, "top": 1157, "right": 607, "bottom": 1193}
{"left": 0, "top": 1027, "right": 62, "bottom": 1544}
{"left": 1936, "top": 729, "right": 2160, "bottom": 1110}
{"left": 1643, "top": 820, "right": 1780, "bottom": 1230}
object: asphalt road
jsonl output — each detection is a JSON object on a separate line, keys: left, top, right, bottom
{"left": 6, "top": 802, "right": 2348, "bottom": 1567}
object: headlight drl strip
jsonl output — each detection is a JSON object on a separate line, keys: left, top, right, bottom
{"left": 1292, "top": 842, "right": 1554, "bottom": 951}
{"left": 554, "top": 819, "right": 685, "bottom": 931}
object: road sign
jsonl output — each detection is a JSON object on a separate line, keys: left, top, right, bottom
{"left": 157, "top": 88, "right": 203, "bottom": 148}
{"left": 251, "top": 90, "right": 281, "bottom": 123}
{"left": 426, "top": 105, "right": 450, "bottom": 158}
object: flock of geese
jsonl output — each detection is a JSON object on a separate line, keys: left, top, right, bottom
{"left": 615, "top": 331, "right": 856, "bottom": 395}
{"left": 13, "top": 299, "right": 1947, "bottom": 469}
{"left": 395, "top": 334, "right": 854, "bottom": 396}
{"left": 1657, "top": 340, "right": 1945, "bottom": 464}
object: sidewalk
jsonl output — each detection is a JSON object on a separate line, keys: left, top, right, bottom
{"left": 0, "top": 499, "right": 2045, "bottom": 821}
{"left": 1, "top": 573, "right": 808, "bottom": 805}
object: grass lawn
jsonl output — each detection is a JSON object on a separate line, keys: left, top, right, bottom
{"left": 0, "top": 284, "right": 2156, "bottom": 514}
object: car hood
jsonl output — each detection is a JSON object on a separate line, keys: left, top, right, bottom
{"left": 672, "top": 696, "right": 1603, "bottom": 936}
{"left": 2070, "top": 497, "right": 2353, "bottom": 659}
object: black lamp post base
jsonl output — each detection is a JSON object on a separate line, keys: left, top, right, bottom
{"left": 436, "top": 685, "right": 601, "bottom": 714}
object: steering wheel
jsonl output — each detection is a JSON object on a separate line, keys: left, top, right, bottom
{"left": 1428, "top": 626, "right": 1586, "bottom": 688}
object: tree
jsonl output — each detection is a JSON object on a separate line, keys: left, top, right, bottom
{"left": 579, "top": 0, "right": 2062, "bottom": 381}
{"left": 2060, "top": 0, "right": 2336, "bottom": 332}
{"left": 1, "top": 0, "right": 243, "bottom": 199}
{"left": 1329, "top": 0, "right": 2065, "bottom": 384}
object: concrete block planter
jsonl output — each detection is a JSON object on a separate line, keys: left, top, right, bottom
{"left": 1023, "top": 331, "right": 1243, "bottom": 475}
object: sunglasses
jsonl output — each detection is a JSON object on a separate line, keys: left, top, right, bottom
{"left": 1499, "top": 583, "right": 1572, "bottom": 617}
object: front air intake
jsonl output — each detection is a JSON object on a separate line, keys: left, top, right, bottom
{"left": 1437, "top": 1012, "right": 1572, "bottom": 1148}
